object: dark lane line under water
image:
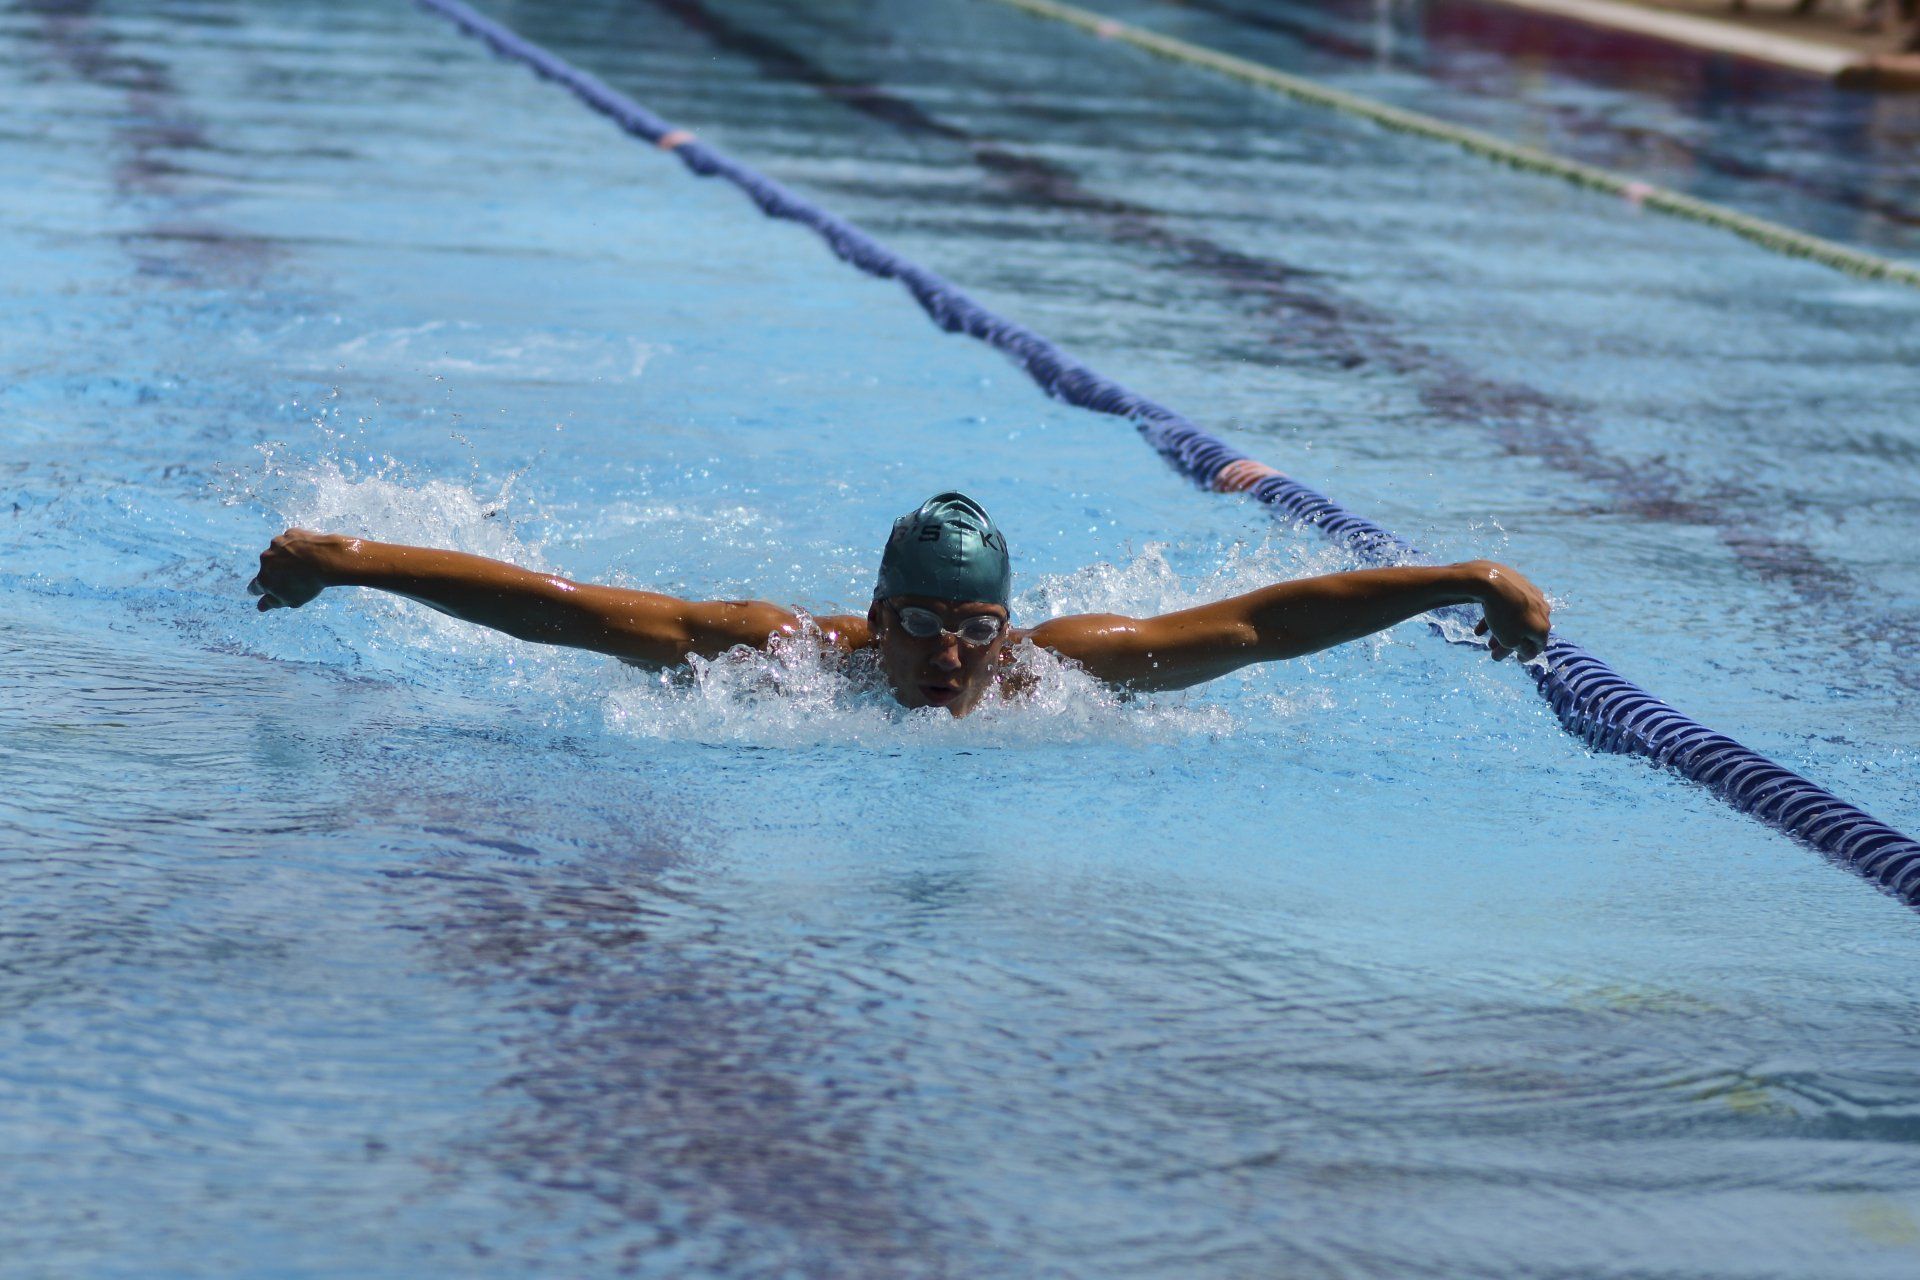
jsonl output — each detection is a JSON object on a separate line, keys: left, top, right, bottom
{"left": 22, "top": 0, "right": 287, "bottom": 296}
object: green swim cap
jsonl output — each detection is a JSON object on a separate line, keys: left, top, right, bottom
{"left": 874, "top": 492, "right": 1012, "bottom": 606}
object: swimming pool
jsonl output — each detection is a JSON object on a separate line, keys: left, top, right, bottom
{"left": 5, "top": 0, "right": 1920, "bottom": 1275}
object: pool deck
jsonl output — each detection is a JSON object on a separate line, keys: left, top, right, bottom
{"left": 1479, "top": 0, "right": 1920, "bottom": 85}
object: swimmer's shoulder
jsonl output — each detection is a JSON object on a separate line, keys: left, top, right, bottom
{"left": 811, "top": 613, "right": 873, "bottom": 653}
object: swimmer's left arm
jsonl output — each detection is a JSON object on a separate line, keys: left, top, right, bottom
{"left": 1026, "top": 561, "right": 1550, "bottom": 692}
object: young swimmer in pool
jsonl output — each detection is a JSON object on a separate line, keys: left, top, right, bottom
{"left": 249, "top": 491, "right": 1551, "bottom": 717}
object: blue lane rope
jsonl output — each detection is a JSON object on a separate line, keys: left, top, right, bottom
{"left": 411, "top": 0, "right": 1920, "bottom": 908}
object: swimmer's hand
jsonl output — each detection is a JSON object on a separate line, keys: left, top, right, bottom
{"left": 249, "top": 527, "right": 344, "bottom": 611}
{"left": 1466, "top": 559, "right": 1551, "bottom": 662}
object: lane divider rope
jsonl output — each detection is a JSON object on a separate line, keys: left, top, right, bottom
{"left": 987, "top": 0, "right": 1920, "bottom": 289}
{"left": 412, "top": 0, "right": 1920, "bottom": 907}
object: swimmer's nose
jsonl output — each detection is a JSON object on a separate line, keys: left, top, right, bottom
{"left": 929, "top": 638, "right": 963, "bottom": 671}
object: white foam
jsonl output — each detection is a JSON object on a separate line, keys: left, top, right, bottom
{"left": 600, "top": 622, "right": 1239, "bottom": 750}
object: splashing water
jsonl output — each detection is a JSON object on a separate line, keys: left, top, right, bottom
{"left": 243, "top": 444, "right": 547, "bottom": 568}
{"left": 231, "top": 449, "right": 1286, "bottom": 747}
{"left": 601, "top": 624, "right": 1241, "bottom": 749}
{"left": 1016, "top": 533, "right": 1361, "bottom": 620}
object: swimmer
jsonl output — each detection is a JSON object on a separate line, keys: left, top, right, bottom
{"left": 249, "top": 491, "right": 1551, "bottom": 717}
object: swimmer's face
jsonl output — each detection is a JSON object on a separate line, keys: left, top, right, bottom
{"left": 868, "top": 595, "right": 1011, "bottom": 717}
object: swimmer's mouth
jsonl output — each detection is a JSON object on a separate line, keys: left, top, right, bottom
{"left": 919, "top": 684, "right": 960, "bottom": 708}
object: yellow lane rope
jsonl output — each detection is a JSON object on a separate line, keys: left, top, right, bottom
{"left": 983, "top": 0, "right": 1920, "bottom": 288}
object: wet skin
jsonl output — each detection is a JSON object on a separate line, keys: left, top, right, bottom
{"left": 251, "top": 529, "right": 1553, "bottom": 718}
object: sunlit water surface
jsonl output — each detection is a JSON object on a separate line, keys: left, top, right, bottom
{"left": 4, "top": 0, "right": 1920, "bottom": 1276}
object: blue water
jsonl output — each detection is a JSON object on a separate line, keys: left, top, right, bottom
{"left": 4, "top": 0, "right": 1920, "bottom": 1275}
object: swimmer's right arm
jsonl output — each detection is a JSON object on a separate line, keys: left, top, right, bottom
{"left": 249, "top": 528, "right": 807, "bottom": 666}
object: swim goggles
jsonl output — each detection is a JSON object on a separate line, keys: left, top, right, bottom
{"left": 892, "top": 605, "right": 1005, "bottom": 647}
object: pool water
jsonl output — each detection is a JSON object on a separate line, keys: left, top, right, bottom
{"left": 4, "top": 0, "right": 1920, "bottom": 1275}
{"left": 1084, "top": 0, "right": 1920, "bottom": 262}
